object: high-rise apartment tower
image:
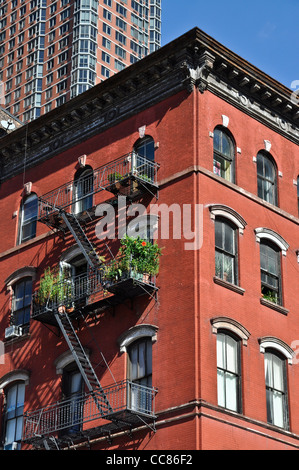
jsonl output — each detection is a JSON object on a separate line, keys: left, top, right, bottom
{"left": 0, "top": 0, "right": 162, "bottom": 123}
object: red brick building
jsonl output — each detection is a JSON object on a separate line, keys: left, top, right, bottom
{"left": 0, "top": 28, "right": 299, "bottom": 450}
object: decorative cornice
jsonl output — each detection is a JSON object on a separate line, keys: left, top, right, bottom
{"left": 0, "top": 27, "right": 297, "bottom": 183}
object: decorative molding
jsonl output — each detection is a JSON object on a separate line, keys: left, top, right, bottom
{"left": 264, "top": 140, "right": 272, "bottom": 152}
{"left": 254, "top": 227, "right": 289, "bottom": 256}
{"left": 0, "top": 370, "right": 30, "bottom": 392}
{"left": 138, "top": 125, "right": 146, "bottom": 138}
{"left": 222, "top": 115, "right": 229, "bottom": 128}
{"left": 23, "top": 182, "right": 32, "bottom": 195}
{"left": 78, "top": 154, "right": 87, "bottom": 168}
{"left": 259, "top": 336, "right": 294, "bottom": 364}
{"left": 5, "top": 266, "right": 37, "bottom": 288}
{"left": 211, "top": 317, "right": 250, "bottom": 346}
{"left": 117, "top": 324, "right": 158, "bottom": 353}
{"left": 260, "top": 297, "right": 289, "bottom": 316}
{"left": 213, "top": 277, "right": 245, "bottom": 296}
{"left": 209, "top": 204, "right": 247, "bottom": 234}
{"left": 55, "top": 349, "right": 90, "bottom": 374}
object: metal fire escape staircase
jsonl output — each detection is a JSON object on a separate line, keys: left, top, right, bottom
{"left": 27, "top": 154, "right": 160, "bottom": 448}
{"left": 54, "top": 310, "right": 112, "bottom": 414}
{"left": 60, "top": 211, "right": 102, "bottom": 274}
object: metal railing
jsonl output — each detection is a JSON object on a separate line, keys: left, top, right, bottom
{"left": 32, "top": 271, "right": 104, "bottom": 319}
{"left": 38, "top": 153, "right": 159, "bottom": 220}
{"left": 32, "top": 262, "right": 157, "bottom": 320}
{"left": 23, "top": 380, "right": 157, "bottom": 441}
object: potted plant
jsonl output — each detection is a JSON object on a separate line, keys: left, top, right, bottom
{"left": 102, "top": 236, "right": 162, "bottom": 286}
{"left": 36, "top": 267, "right": 72, "bottom": 311}
{"left": 119, "top": 236, "right": 162, "bottom": 280}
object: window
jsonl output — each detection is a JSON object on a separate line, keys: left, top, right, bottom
{"left": 260, "top": 240, "right": 281, "bottom": 305}
{"left": 128, "top": 338, "right": 152, "bottom": 414}
{"left": 61, "top": 364, "right": 83, "bottom": 435}
{"left": 3, "top": 382, "right": 25, "bottom": 450}
{"left": 18, "top": 193, "right": 38, "bottom": 244}
{"left": 134, "top": 135, "right": 155, "bottom": 162}
{"left": 133, "top": 136, "right": 156, "bottom": 183}
{"left": 11, "top": 278, "right": 32, "bottom": 330}
{"left": 217, "top": 331, "right": 241, "bottom": 412}
{"left": 215, "top": 218, "right": 238, "bottom": 285}
{"left": 264, "top": 350, "right": 288, "bottom": 429}
{"left": 73, "top": 166, "right": 94, "bottom": 214}
{"left": 257, "top": 152, "right": 277, "bottom": 205}
{"left": 297, "top": 176, "right": 299, "bottom": 216}
{"left": 213, "top": 127, "right": 235, "bottom": 182}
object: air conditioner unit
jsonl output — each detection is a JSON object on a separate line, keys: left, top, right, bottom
{"left": 5, "top": 326, "right": 22, "bottom": 339}
{"left": 4, "top": 441, "right": 19, "bottom": 450}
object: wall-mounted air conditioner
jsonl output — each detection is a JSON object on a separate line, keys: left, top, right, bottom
{"left": 5, "top": 326, "right": 22, "bottom": 339}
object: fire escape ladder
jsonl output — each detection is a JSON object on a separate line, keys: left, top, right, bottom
{"left": 54, "top": 310, "right": 113, "bottom": 415}
{"left": 60, "top": 211, "right": 102, "bottom": 274}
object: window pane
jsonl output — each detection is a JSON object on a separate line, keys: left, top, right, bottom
{"left": 225, "top": 372, "right": 238, "bottom": 411}
{"left": 217, "top": 369, "right": 225, "bottom": 407}
{"left": 221, "top": 134, "right": 231, "bottom": 157}
{"left": 272, "top": 355, "right": 284, "bottom": 392}
{"left": 215, "top": 220, "right": 223, "bottom": 249}
{"left": 272, "top": 390, "right": 284, "bottom": 427}
{"left": 226, "top": 335, "right": 238, "bottom": 374}
{"left": 138, "top": 341, "right": 146, "bottom": 378}
{"left": 216, "top": 333, "right": 225, "bottom": 369}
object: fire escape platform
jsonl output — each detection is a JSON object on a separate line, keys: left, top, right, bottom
{"left": 23, "top": 381, "right": 158, "bottom": 450}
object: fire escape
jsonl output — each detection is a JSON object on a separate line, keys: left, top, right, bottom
{"left": 23, "top": 153, "right": 159, "bottom": 450}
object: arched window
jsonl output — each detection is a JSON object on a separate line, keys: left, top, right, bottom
{"left": 260, "top": 239, "right": 282, "bottom": 305}
{"left": 257, "top": 151, "right": 278, "bottom": 206}
{"left": 215, "top": 217, "right": 238, "bottom": 285}
{"left": 2, "top": 379, "right": 27, "bottom": 450}
{"left": 18, "top": 193, "right": 38, "bottom": 244}
{"left": 216, "top": 331, "right": 241, "bottom": 413}
{"left": 73, "top": 166, "right": 94, "bottom": 214}
{"left": 213, "top": 127, "right": 235, "bottom": 183}
{"left": 133, "top": 136, "right": 156, "bottom": 184}
{"left": 61, "top": 363, "right": 83, "bottom": 436}
{"left": 128, "top": 338, "right": 152, "bottom": 414}
{"left": 134, "top": 136, "right": 155, "bottom": 162}
{"left": 264, "top": 349, "right": 289, "bottom": 429}
{"left": 11, "top": 277, "right": 32, "bottom": 331}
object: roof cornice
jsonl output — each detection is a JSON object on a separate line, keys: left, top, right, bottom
{"left": 0, "top": 28, "right": 297, "bottom": 182}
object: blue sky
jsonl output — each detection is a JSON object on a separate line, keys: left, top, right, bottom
{"left": 161, "top": 0, "right": 299, "bottom": 89}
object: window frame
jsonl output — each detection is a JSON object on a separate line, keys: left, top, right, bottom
{"left": 73, "top": 166, "right": 94, "bottom": 214}
{"left": 264, "top": 349, "right": 289, "bottom": 430}
{"left": 18, "top": 193, "right": 38, "bottom": 245}
{"left": 11, "top": 277, "right": 32, "bottom": 330}
{"left": 213, "top": 126, "right": 235, "bottom": 183}
{"left": 3, "top": 381, "right": 26, "bottom": 450}
{"left": 260, "top": 239, "right": 282, "bottom": 305}
{"left": 216, "top": 330, "right": 242, "bottom": 413}
{"left": 127, "top": 337, "right": 153, "bottom": 414}
{"left": 215, "top": 217, "right": 238, "bottom": 286}
{"left": 257, "top": 151, "right": 278, "bottom": 206}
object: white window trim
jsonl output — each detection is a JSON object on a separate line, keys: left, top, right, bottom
{"left": 5, "top": 266, "right": 36, "bottom": 293}
{"left": 211, "top": 317, "right": 250, "bottom": 346}
{"left": 0, "top": 370, "right": 30, "bottom": 392}
{"left": 118, "top": 324, "right": 158, "bottom": 353}
{"left": 259, "top": 336, "right": 294, "bottom": 364}
{"left": 55, "top": 349, "right": 90, "bottom": 374}
{"left": 209, "top": 204, "right": 247, "bottom": 234}
{"left": 255, "top": 228, "right": 289, "bottom": 256}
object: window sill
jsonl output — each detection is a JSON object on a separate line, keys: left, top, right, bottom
{"left": 213, "top": 277, "right": 245, "bottom": 295}
{"left": 260, "top": 297, "right": 289, "bottom": 315}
